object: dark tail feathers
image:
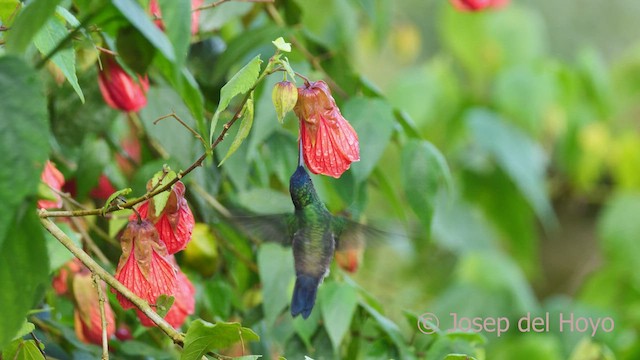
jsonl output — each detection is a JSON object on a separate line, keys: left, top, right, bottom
{"left": 291, "top": 275, "right": 320, "bottom": 319}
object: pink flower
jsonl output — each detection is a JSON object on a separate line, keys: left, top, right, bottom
{"left": 450, "top": 0, "right": 509, "bottom": 12}
{"left": 73, "top": 270, "right": 116, "bottom": 345}
{"left": 293, "top": 81, "right": 360, "bottom": 178}
{"left": 52, "top": 259, "right": 82, "bottom": 295}
{"left": 131, "top": 181, "right": 194, "bottom": 254}
{"left": 38, "top": 161, "right": 65, "bottom": 209}
{"left": 98, "top": 56, "right": 149, "bottom": 112}
{"left": 149, "top": 0, "right": 204, "bottom": 35}
{"left": 113, "top": 220, "right": 177, "bottom": 310}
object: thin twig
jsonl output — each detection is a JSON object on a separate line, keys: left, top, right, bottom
{"left": 154, "top": 112, "right": 208, "bottom": 149}
{"left": 195, "top": 0, "right": 274, "bottom": 12}
{"left": 39, "top": 217, "right": 186, "bottom": 346}
{"left": 29, "top": 332, "right": 47, "bottom": 358}
{"left": 93, "top": 273, "right": 110, "bottom": 360}
{"left": 264, "top": 4, "right": 348, "bottom": 97}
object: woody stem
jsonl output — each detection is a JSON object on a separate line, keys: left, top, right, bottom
{"left": 39, "top": 217, "right": 186, "bottom": 346}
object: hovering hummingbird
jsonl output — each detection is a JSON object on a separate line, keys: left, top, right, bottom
{"left": 235, "top": 143, "right": 370, "bottom": 319}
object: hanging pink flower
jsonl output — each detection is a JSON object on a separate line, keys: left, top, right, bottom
{"left": 131, "top": 181, "right": 194, "bottom": 254}
{"left": 98, "top": 56, "right": 149, "bottom": 112}
{"left": 38, "top": 161, "right": 65, "bottom": 209}
{"left": 450, "top": 0, "right": 509, "bottom": 12}
{"left": 293, "top": 81, "right": 360, "bottom": 178}
{"left": 90, "top": 174, "right": 117, "bottom": 200}
{"left": 113, "top": 220, "right": 177, "bottom": 310}
{"left": 52, "top": 259, "right": 82, "bottom": 296}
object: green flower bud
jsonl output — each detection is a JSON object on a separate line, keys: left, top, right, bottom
{"left": 272, "top": 80, "right": 298, "bottom": 123}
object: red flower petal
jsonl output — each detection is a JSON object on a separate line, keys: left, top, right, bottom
{"left": 137, "top": 267, "right": 195, "bottom": 328}
{"left": 38, "top": 161, "right": 65, "bottom": 209}
{"left": 450, "top": 0, "right": 507, "bottom": 11}
{"left": 98, "top": 56, "right": 149, "bottom": 113}
{"left": 113, "top": 220, "right": 177, "bottom": 310}
{"left": 294, "top": 81, "right": 360, "bottom": 178}
{"left": 90, "top": 174, "right": 117, "bottom": 200}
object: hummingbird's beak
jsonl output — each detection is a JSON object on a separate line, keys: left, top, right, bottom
{"left": 298, "top": 140, "right": 304, "bottom": 168}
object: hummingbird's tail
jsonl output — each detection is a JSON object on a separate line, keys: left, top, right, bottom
{"left": 291, "top": 274, "right": 320, "bottom": 319}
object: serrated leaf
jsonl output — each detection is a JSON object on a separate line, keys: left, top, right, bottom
{"left": 2, "top": 339, "right": 44, "bottom": 360}
{"left": 155, "top": 294, "right": 175, "bottom": 318}
{"left": 181, "top": 319, "right": 259, "bottom": 360}
{"left": 401, "top": 140, "right": 452, "bottom": 232}
{"left": 219, "top": 95, "right": 254, "bottom": 165}
{"left": 272, "top": 37, "right": 292, "bottom": 52}
{"left": 5, "top": 0, "right": 62, "bottom": 53}
{"left": 111, "top": 0, "right": 175, "bottom": 62}
{"left": 0, "top": 209, "right": 49, "bottom": 349}
{"left": 320, "top": 282, "right": 358, "bottom": 350}
{"left": 0, "top": 56, "right": 49, "bottom": 249}
{"left": 34, "top": 17, "right": 84, "bottom": 102}
{"left": 209, "top": 55, "right": 262, "bottom": 143}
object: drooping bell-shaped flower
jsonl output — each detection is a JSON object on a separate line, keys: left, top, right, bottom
{"left": 113, "top": 220, "right": 177, "bottom": 310}
{"left": 450, "top": 0, "right": 509, "bottom": 11}
{"left": 98, "top": 56, "right": 149, "bottom": 112}
{"left": 131, "top": 181, "right": 194, "bottom": 254}
{"left": 137, "top": 262, "right": 195, "bottom": 328}
{"left": 149, "top": 0, "right": 203, "bottom": 35}
{"left": 38, "top": 161, "right": 65, "bottom": 209}
{"left": 293, "top": 80, "right": 360, "bottom": 178}
{"left": 52, "top": 259, "right": 82, "bottom": 295}
{"left": 73, "top": 270, "right": 116, "bottom": 345}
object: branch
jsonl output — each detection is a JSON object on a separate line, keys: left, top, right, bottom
{"left": 39, "top": 217, "right": 185, "bottom": 346}
{"left": 93, "top": 273, "right": 110, "bottom": 360}
{"left": 195, "top": 0, "right": 274, "bottom": 12}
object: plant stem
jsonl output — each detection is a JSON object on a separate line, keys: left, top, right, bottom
{"left": 93, "top": 273, "right": 110, "bottom": 360}
{"left": 39, "top": 217, "right": 185, "bottom": 346}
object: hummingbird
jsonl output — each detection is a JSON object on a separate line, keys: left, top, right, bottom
{"left": 232, "top": 143, "right": 371, "bottom": 319}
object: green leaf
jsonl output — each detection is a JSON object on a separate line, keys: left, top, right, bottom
{"left": 45, "top": 222, "right": 81, "bottom": 272}
{"left": 219, "top": 94, "right": 254, "bottom": 165}
{"left": 359, "top": 302, "right": 409, "bottom": 358}
{"left": 598, "top": 192, "right": 640, "bottom": 269}
{"left": 444, "top": 355, "right": 478, "bottom": 360}
{"left": 5, "top": 0, "right": 62, "bottom": 53}
{"left": 209, "top": 55, "right": 262, "bottom": 143}
{"left": 155, "top": 294, "right": 175, "bottom": 318}
{"left": 293, "top": 0, "right": 357, "bottom": 49}
{"left": 343, "top": 97, "right": 396, "bottom": 183}
{"left": 257, "top": 243, "right": 294, "bottom": 326}
{"left": 401, "top": 140, "right": 452, "bottom": 232}
{"left": 466, "top": 109, "right": 556, "bottom": 227}
{"left": 158, "top": 0, "right": 191, "bottom": 67}
{"left": 0, "top": 209, "right": 50, "bottom": 349}
{"left": 320, "top": 282, "right": 358, "bottom": 350}
{"left": 237, "top": 189, "right": 294, "bottom": 215}
{"left": 181, "top": 319, "right": 259, "bottom": 360}
{"left": 76, "top": 136, "right": 110, "bottom": 200}
{"left": 0, "top": 56, "right": 49, "bottom": 248}
{"left": 148, "top": 169, "right": 178, "bottom": 218}
{"left": 272, "top": 37, "right": 292, "bottom": 52}
{"left": 2, "top": 339, "right": 45, "bottom": 360}
{"left": 12, "top": 321, "right": 35, "bottom": 342}
{"left": 34, "top": 16, "right": 84, "bottom": 102}
{"left": 111, "top": 0, "right": 175, "bottom": 62}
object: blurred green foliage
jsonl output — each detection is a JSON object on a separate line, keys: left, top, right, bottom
{"left": 1, "top": 0, "right": 640, "bottom": 359}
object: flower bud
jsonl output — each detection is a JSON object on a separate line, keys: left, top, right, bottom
{"left": 449, "top": 0, "right": 508, "bottom": 11}
{"left": 272, "top": 81, "right": 298, "bottom": 123}
{"left": 97, "top": 56, "right": 149, "bottom": 113}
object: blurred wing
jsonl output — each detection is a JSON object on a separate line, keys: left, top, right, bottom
{"left": 332, "top": 217, "right": 395, "bottom": 251}
{"left": 230, "top": 213, "right": 295, "bottom": 246}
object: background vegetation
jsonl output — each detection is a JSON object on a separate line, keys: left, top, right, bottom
{"left": 1, "top": 0, "right": 639, "bottom": 359}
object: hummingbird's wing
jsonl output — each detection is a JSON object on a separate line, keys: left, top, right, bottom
{"left": 230, "top": 213, "right": 296, "bottom": 245}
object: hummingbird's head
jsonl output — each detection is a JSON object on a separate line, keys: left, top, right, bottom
{"left": 289, "top": 165, "right": 319, "bottom": 209}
